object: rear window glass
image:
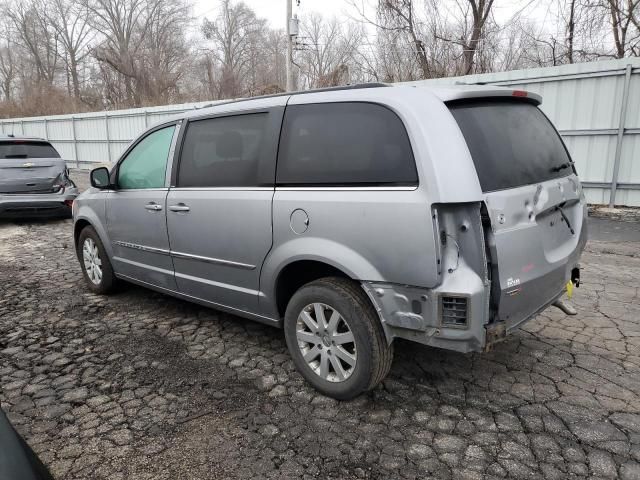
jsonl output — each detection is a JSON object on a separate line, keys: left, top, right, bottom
{"left": 0, "top": 141, "right": 60, "bottom": 159}
{"left": 178, "top": 113, "right": 268, "bottom": 187}
{"left": 449, "top": 101, "right": 572, "bottom": 192}
{"left": 277, "top": 102, "right": 417, "bottom": 186}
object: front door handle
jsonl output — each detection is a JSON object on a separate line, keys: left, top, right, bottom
{"left": 169, "top": 204, "right": 190, "bottom": 212}
{"left": 145, "top": 202, "right": 163, "bottom": 211}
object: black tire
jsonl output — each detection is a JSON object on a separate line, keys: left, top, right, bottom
{"left": 284, "top": 277, "right": 393, "bottom": 400}
{"left": 76, "top": 225, "right": 117, "bottom": 294}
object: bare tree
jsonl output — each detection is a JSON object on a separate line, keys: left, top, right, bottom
{"left": 85, "top": 0, "right": 150, "bottom": 105}
{"left": 0, "top": 18, "right": 16, "bottom": 101}
{"left": 1, "top": 0, "right": 638, "bottom": 119}
{"left": 6, "top": 0, "right": 59, "bottom": 84}
{"left": 297, "top": 14, "right": 365, "bottom": 88}
{"left": 41, "top": 0, "right": 93, "bottom": 100}
{"left": 202, "top": 0, "right": 268, "bottom": 98}
{"left": 376, "top": 0, "right": 431, "bottom": 77}
{"left": 602, "top": 0, "right": 640, "bottom": 57}
{"left": 86, "top": 0, "right": 191, "bottom": 106}
{"left": 430, "top": 0, "right": 495, "bottom": 74}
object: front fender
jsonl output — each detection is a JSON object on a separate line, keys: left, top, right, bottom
{"left": 74, "top": 199, "right": 112, "bottom": 260}
{"left": 260, "top": 236, "right": 384, "bottom": 315}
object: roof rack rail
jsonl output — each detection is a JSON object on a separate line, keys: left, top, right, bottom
{"left": 195, "top": 82, "right": 389, "bottom": 110}
{"left": 455, "top": 80, "right": 488, "bottom": 86}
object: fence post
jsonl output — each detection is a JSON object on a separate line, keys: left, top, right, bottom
{"left": 609, "top": 64, "right": 633, "bottom": 207}
{"left": 71, "top": 116, "right": 80, "bottom": 169}
{"left": 105, "top": 112, "right": 112, "bottom": 165}
{"left": 44, "top": 118, "right": 49, "bottom": 140}
{"left": 144, "top": 109, "right": 149, "bottom": 127}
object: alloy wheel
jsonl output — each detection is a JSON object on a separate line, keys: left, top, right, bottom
{"left": 295, "top": 303, "right": 357, "bottom": 382}
{"left": 82, "top": 238, "right": 102, "bottom": 285}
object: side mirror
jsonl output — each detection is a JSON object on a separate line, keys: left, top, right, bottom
{"left": 90, "top": 167, "right": 111, "bottom": 189}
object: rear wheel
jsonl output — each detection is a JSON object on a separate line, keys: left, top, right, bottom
{"left": 77, "top": 226, "right": 117, "bottom": 294}
{"left": 284, "top": 277, "right": 393, "bottom": 400}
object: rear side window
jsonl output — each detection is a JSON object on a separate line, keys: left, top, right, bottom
{"left": 177, "top": 113, "right": 268, "bottom": 187}
{"left": 277, "top": 102, "right": 417, "bottom": 186}
{"left": 0, "top": 141, "right": 60, "bottom": 159}
{"left": 450, "top": 101, "right": 573, "bottom": 192}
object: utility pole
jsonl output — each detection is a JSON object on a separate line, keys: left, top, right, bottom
{"left": 285, "top": 0, "right": 295, "bottom": 91}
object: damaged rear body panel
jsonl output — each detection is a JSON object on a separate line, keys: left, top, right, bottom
{"left": 0, "top": 138, "right": 79, "bottom": 218}
{"left": 362, "top": 89, "right": 587, "bottom": 353}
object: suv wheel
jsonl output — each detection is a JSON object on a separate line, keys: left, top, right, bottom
{"left": 77, "top": 226, "right": 117, "bottom": 294}
{"left": 284, "top": 277, "right": 393, "bottom": 400}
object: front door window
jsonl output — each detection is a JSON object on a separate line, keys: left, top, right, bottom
{"left": 118, "top": 126, "right": 175, "bottom": 189}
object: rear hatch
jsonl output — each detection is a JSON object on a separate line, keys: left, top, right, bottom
{"left": 450, "top": 98, "right": 587, "bottom": 330}
{"left": 0, "top": 141, "right": 65, "bottom": 194}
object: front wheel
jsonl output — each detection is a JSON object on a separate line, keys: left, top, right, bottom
{"left": 284, "top": 277, "right": 393, "bottom": 400}
{"left": 77, "top": 225, "right": 117, "bottom": 294}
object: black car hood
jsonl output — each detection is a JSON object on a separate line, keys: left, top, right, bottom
{"left": 0, "top": 408, "right": 53, "bottom": 480}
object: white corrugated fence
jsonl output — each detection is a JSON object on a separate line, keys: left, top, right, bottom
{"left": 412, "top": 58, "right": 640, "bottom": 207}
{"left": 1, "top": 58, "right": 639, "bottom": 206}
{"left": 0, "top": 100, "right": 219, "bottom": 169}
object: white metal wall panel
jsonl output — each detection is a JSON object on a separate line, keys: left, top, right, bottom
{"left": 620, "top": 135, "right": 640, "bottom": 182}
{"left": 52, "top": 142, "right": 75, "bottom": 162}
{"left": 76, "top": 117, "right": 106, "bottom": 140}
{"left": 564, "top": 135, "right": 617, "bottom": 182}
{"left": 22, "top": 122, "right": 47, "bottom": 138}
{"left": 110, "top": 142, "right": 130, "bottom": 162}
{"left": 1, "top": 62, "right": 638, "bottom": 205}
{"left": 77, "top": 143, "right": 109, "bottom": 164}
{"left": 585, "top": 188, "right": 609, "bottom": 205}
{"left": 108, "top": 116, "right": 146, "bottom": 141}
{"left": 47, "top": 120, "right": 74, "bottom": 141}
{"left": 413, "top": 58, "right": 640, "bottom": 206}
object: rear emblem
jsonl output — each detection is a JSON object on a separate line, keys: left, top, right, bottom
{"left": 22, "top": 162, "right": 34, "bottom": 168}
{"left": 506, "top": 277, "right": 521, "bottom": 288}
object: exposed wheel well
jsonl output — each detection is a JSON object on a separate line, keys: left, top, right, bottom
{"left": 275, "top": 260, "right": 351, "bottom": 318}
{"left": 73, "top": 219, "right": 91, "bottom": 248}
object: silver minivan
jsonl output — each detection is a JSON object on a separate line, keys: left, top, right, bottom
{"left": 73, "top": 84, "right": 586, "bottom": 399}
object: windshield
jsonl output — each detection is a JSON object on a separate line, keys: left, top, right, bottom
{"left": 449, "top": 100, "right": 573, "bottom": 192}
{"left": 0, "top": 141, "right": 61, "bottom": 159}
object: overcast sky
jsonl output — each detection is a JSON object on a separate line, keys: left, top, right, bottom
{"left": 193, "top": 0, "right": 555, "bottom": 33}
{"left": 194, "top": 0, "right": 353, "bottom": 29}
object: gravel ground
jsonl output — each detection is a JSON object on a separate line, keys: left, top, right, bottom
{"left": 1, "top": 177, "right": 640, "bottom": 479}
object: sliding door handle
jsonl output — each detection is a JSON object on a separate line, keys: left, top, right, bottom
{"left": 169, "top": 204, "right": 190, "bottom": 212}
{"left": 145, "top": 202, "right": 163, "bottom": 211}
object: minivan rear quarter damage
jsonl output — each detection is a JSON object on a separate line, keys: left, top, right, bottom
{"left": 364, "top": 93, "right": 586, "bottom": 354}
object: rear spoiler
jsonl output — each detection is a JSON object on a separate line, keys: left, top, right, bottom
{"left": 428, "top": 85, "right": 542, "bottom": 106}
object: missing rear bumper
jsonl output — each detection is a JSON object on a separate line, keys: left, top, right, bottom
{"left": 484, "top": 321, "right": 506, "bottom": 351}
{"left": 571, "top": 266, "right": 580, "bottom": 287}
